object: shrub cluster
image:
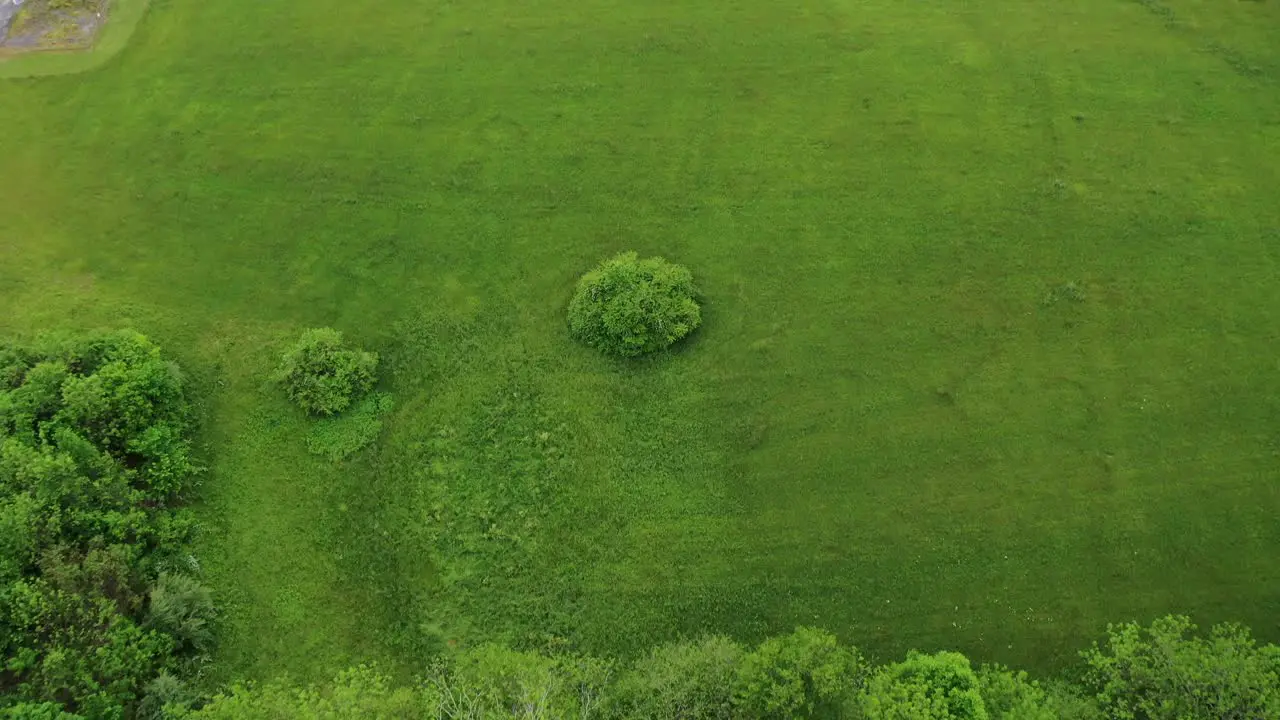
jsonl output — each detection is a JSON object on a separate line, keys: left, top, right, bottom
{"left": 175, "top": 616, "right": 1280, "bottom": 719}
{"left": 568, "top": 252, "right": 702, "bottom": 357}
{"left": 273, "top": 328, "right": 378, "bottom": 416}
{"left": 0, "top": 331, "right": 212, "bottom": 719}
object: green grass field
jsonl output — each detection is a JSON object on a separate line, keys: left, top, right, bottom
{"left": 2, "top": 0, "right": 1279, "bottom": 687}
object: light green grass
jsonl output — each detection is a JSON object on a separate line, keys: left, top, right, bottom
{"left": 1, "top": 0, "right": 1278, "bottom": 687}
{"left": 0, "top": 0, "right": 150, "bottom": 78}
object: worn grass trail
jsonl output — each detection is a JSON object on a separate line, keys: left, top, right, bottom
{"left": 1, "top": 0, "right": 1278, "bottom": 684}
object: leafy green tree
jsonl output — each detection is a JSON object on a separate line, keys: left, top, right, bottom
{"left": 1082, "top": 615, "right": 1280, "bottom": 720}
{"left": 1, "top": 578, "right": 173, "bottom": 717}
{"left": 0, "top": 331, "right": 203, "bottom": 718}
{"left": 0, "top": 703, "right": 86, "bottom": 720}
{"left": 0, "top": 491, "right": 40, "bottom": 583}
{"left": 567, "top": 252, "right": 701, "bottom": 357}
{"left": 859, "top": 651, "right": 988, "bottom": 720}
{"left": 734, "top": 627, "right": 862, "bottom": 719}
{"left": 273, "top": 328, "right": 378, "bottom": 415}
{"left": 610, "top": 636, "right": 744, "bottom": 719}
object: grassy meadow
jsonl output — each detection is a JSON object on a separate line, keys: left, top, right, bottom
{"left": 2, "top": 0, "right": 1279, "bottom": 687}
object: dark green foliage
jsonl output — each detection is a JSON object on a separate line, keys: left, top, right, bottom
{"left": 567, "top": 252, "right": 701, "bottom": 357}
{"left": 273, "top": 328, "right": 378, "bottom": 416}
{"left": 146, "top": 572, "right": 216, "bottom": 654}
{"left": 1082, "top": 615, "right": 1280, "bottom": 720}
{"left": 136, "top": 672, "right": 196, "bottom": 720}
{"left": 0, "top": 703, "right": 86, "bottom": 720}
{"left": 611, "top": 636, "right": 744, "bottom": 719}
{"left": 860, "top": 651, "right": 988, "bottom": 719}
{"left": 0, "top": 331, "right": 206, "bottom": 718}
{"left": 2, "top": 577, "right": 175, "bottom": 717}
{"left": 734, "top": 627, "right": 862, "bottom": 719}
{"left": 304, "top": 392, "right": 394, "bottom": 461}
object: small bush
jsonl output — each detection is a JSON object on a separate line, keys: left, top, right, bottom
{"left": 136, "top": 672, "right": 194, "bottom": 720}
{"left": 734, "top": 627, "right": 862, "bottom": 718}
{"left": 146, "top": 572, "right": 215, "bottom": 654}
{"left": 611, "top": 636, "right": 744, "bottom": 719}
{"left": 860, "top": 651, "right": 988, "bottom": 719}
{"left": 567, "top": 252, "right": 701, "bottom": 357}
{"left": 274, "top": 328, "right": 378, "bottom": 416}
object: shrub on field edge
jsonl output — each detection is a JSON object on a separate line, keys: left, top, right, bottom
{"left": 273, "top": 328, "right": 377, "bottom": 416}
{"left": 1082, "top": 615, "right": 1280, "bottom": 719}
{"left": 157, "top": 616, "right": 1280, "bottom": 720}
{"left": 568, "top": 252, "right": 701, "bottom": 357}
{"left": 860, "top": 651, "right": 988, "bottom": 719}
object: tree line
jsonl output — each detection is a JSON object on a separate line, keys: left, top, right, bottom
{"left": 173, "top": 618, "right": 1279, "bottom": 719}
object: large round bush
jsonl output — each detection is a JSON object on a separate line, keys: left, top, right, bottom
{"left": 568, "top": 252, "right": 702, "bottom": 357}
{"left": 274, "top": 328, "right": 378, "bottom": 415}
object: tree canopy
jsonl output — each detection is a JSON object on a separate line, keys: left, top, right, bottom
{"left": 0, "top": 331, "right": 209, "bottom": 719}
{"left": 568, "top": 252, "right": 702, "bottom": 357}
{"left": 273, "top": 328, "right": 378, "bottom": 416}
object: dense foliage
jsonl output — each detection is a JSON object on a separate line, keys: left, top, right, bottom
{"left": 173, "top": 617, "right": 1278, "bottom": 719}
{"left": 860, "top": 651, "right": 988, "bottom": 719}
{"left": 567, "top": 252, "right": 702, "bottom": 357}
{"left": 0, "top": 331, "right": 210, "bottom": 719}
{"left": 273, "top": 328, "right": 378, "bottom": 416}
{"left": 1082, "top": 615, "right": 1280, "bottom": 719}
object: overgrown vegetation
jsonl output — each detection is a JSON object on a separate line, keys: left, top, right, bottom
{"left": 304, "top": 391, "right": 394, "bottom": 461}
{"left": 171, "top": 617, "right": 1278, "bottom": 719}
{"left": 274, "top": 328, "right": 378, "bottom": 416}
{"left": 0, "top": 331, "right": 211, "bottom": 719}
{"left": 568, "top": 252, "right": 702, "bottom": 357}
{"left": 1082, "top": 615, "right": 1280, "bottom": 719}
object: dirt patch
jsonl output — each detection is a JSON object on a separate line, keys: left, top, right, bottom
{"left": 0, "top": 0, "right": 108, "bottom": 53}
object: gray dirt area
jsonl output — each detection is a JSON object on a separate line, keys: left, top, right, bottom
{"left": 0, "top": 0, "right": 23, "bottom": 39}
{"left": 0, "top": 0, "right": 108, "bottom": 52}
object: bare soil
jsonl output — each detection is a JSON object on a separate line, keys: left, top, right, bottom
{"left": 0, "top": 0, "right": 108, "bottom": 52}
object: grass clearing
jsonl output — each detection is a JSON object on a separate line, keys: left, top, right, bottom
{"left": 2, "top": 0, "right": 1279, "bottom": 689}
